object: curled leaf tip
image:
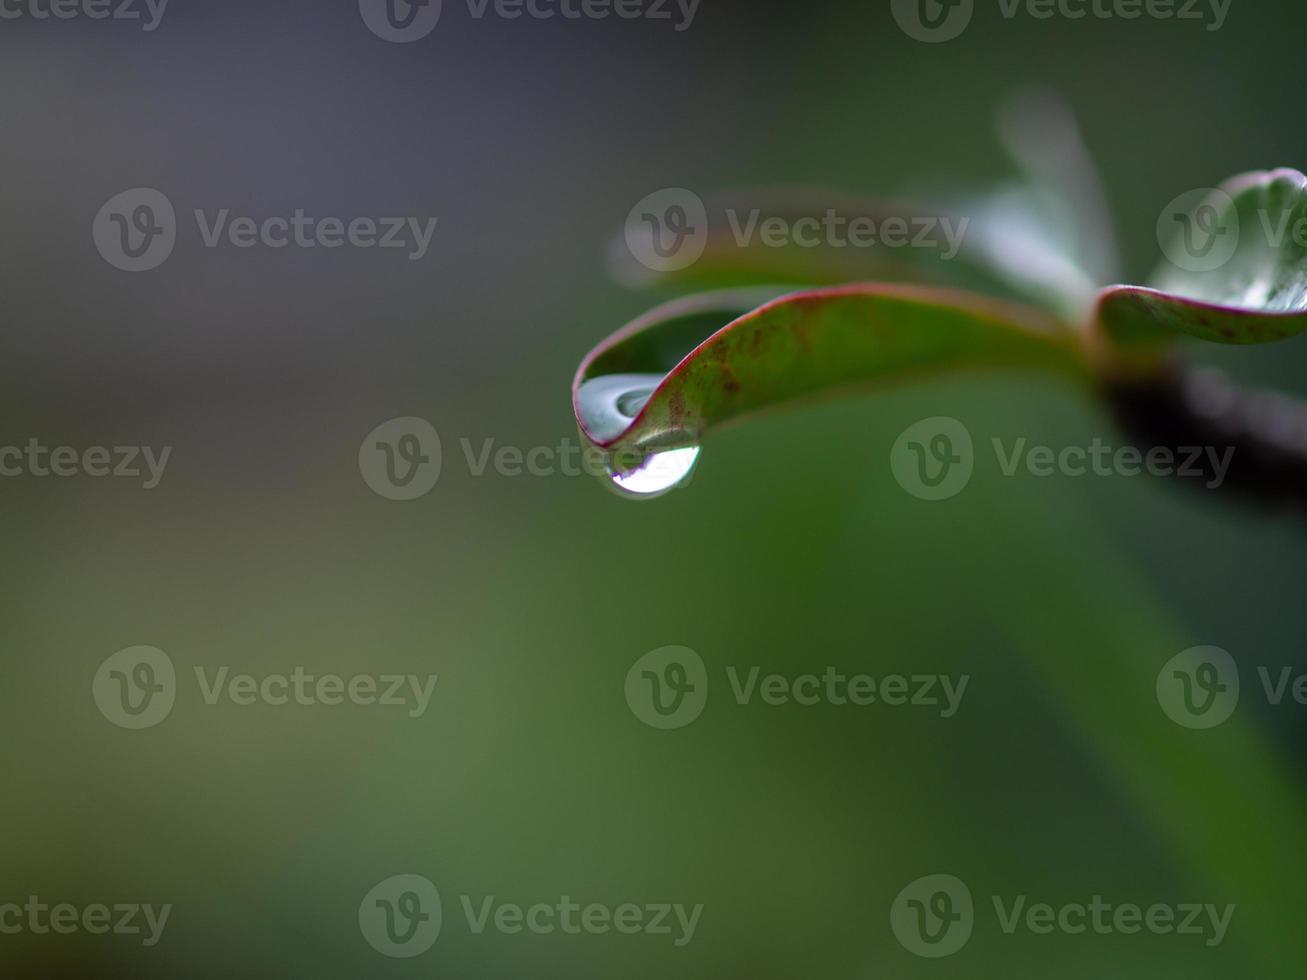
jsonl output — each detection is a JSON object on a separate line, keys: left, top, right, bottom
{"left": 573, "top": 283, "right": 1087, "bottom": 495}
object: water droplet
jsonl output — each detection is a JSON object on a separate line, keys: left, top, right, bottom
{"left": 576, "top": 373, "right": 700, "bottom": 499}
{"left": 607, "top": 446, "right": 701, "bottom": 499}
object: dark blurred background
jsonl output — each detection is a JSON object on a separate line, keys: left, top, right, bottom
{"left": 1, "top": 0, "right": 1305, "bottom": 976}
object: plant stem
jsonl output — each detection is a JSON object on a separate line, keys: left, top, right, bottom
{"left": 1106, "top": 363, "right": 1307, "bottom": 511}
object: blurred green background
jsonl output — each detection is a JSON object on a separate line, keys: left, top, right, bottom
{"left": 1, "top": 0, "right": 1305, "bottom": 976}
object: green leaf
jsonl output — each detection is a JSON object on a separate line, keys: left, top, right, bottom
{"left": 944, "top": 90, "right": 1121, "bottom": 322}
{"left": 1097, "top": 168, "right": 1307, "bottom": 346}
{"left": 573, "top": 284, "right": 1088, "bottom": 496}
{"left": 610, "top": 94, "right": 1120, "bottom": 325}
{"left": 611, "top": 188, "right": 1010, "bottom": 295}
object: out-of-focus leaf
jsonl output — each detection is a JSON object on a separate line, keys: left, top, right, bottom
{"left": 1098, "top": 169, "right": 1307, "bottom": 347}
{"left": 610, "top": 93, "right": 1121, "bottom": 327}
{"left": 937, "top": 90, "right": 1120, "bottom": 323}
{"left": 995, "top": 90, "right": 1121, "bottom": 287}
{"left": 610, "top": 188, "right": 1008, "bottom": 296}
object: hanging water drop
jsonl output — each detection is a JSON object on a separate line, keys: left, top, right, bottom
{"left": 607, "top": 446, "right": 701, "bottom": 499}
{"left": 574, "top": 372, "right": 701, "bottom": 498}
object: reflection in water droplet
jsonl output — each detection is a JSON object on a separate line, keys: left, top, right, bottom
{"left": 616, "top": 388, "right": 655, "bottom": 419}
{"left": 575, "top": 373, "right": 667, "bottom": 444}
{"left": 608, "top": 446, "right": 701, "bottom": 499}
